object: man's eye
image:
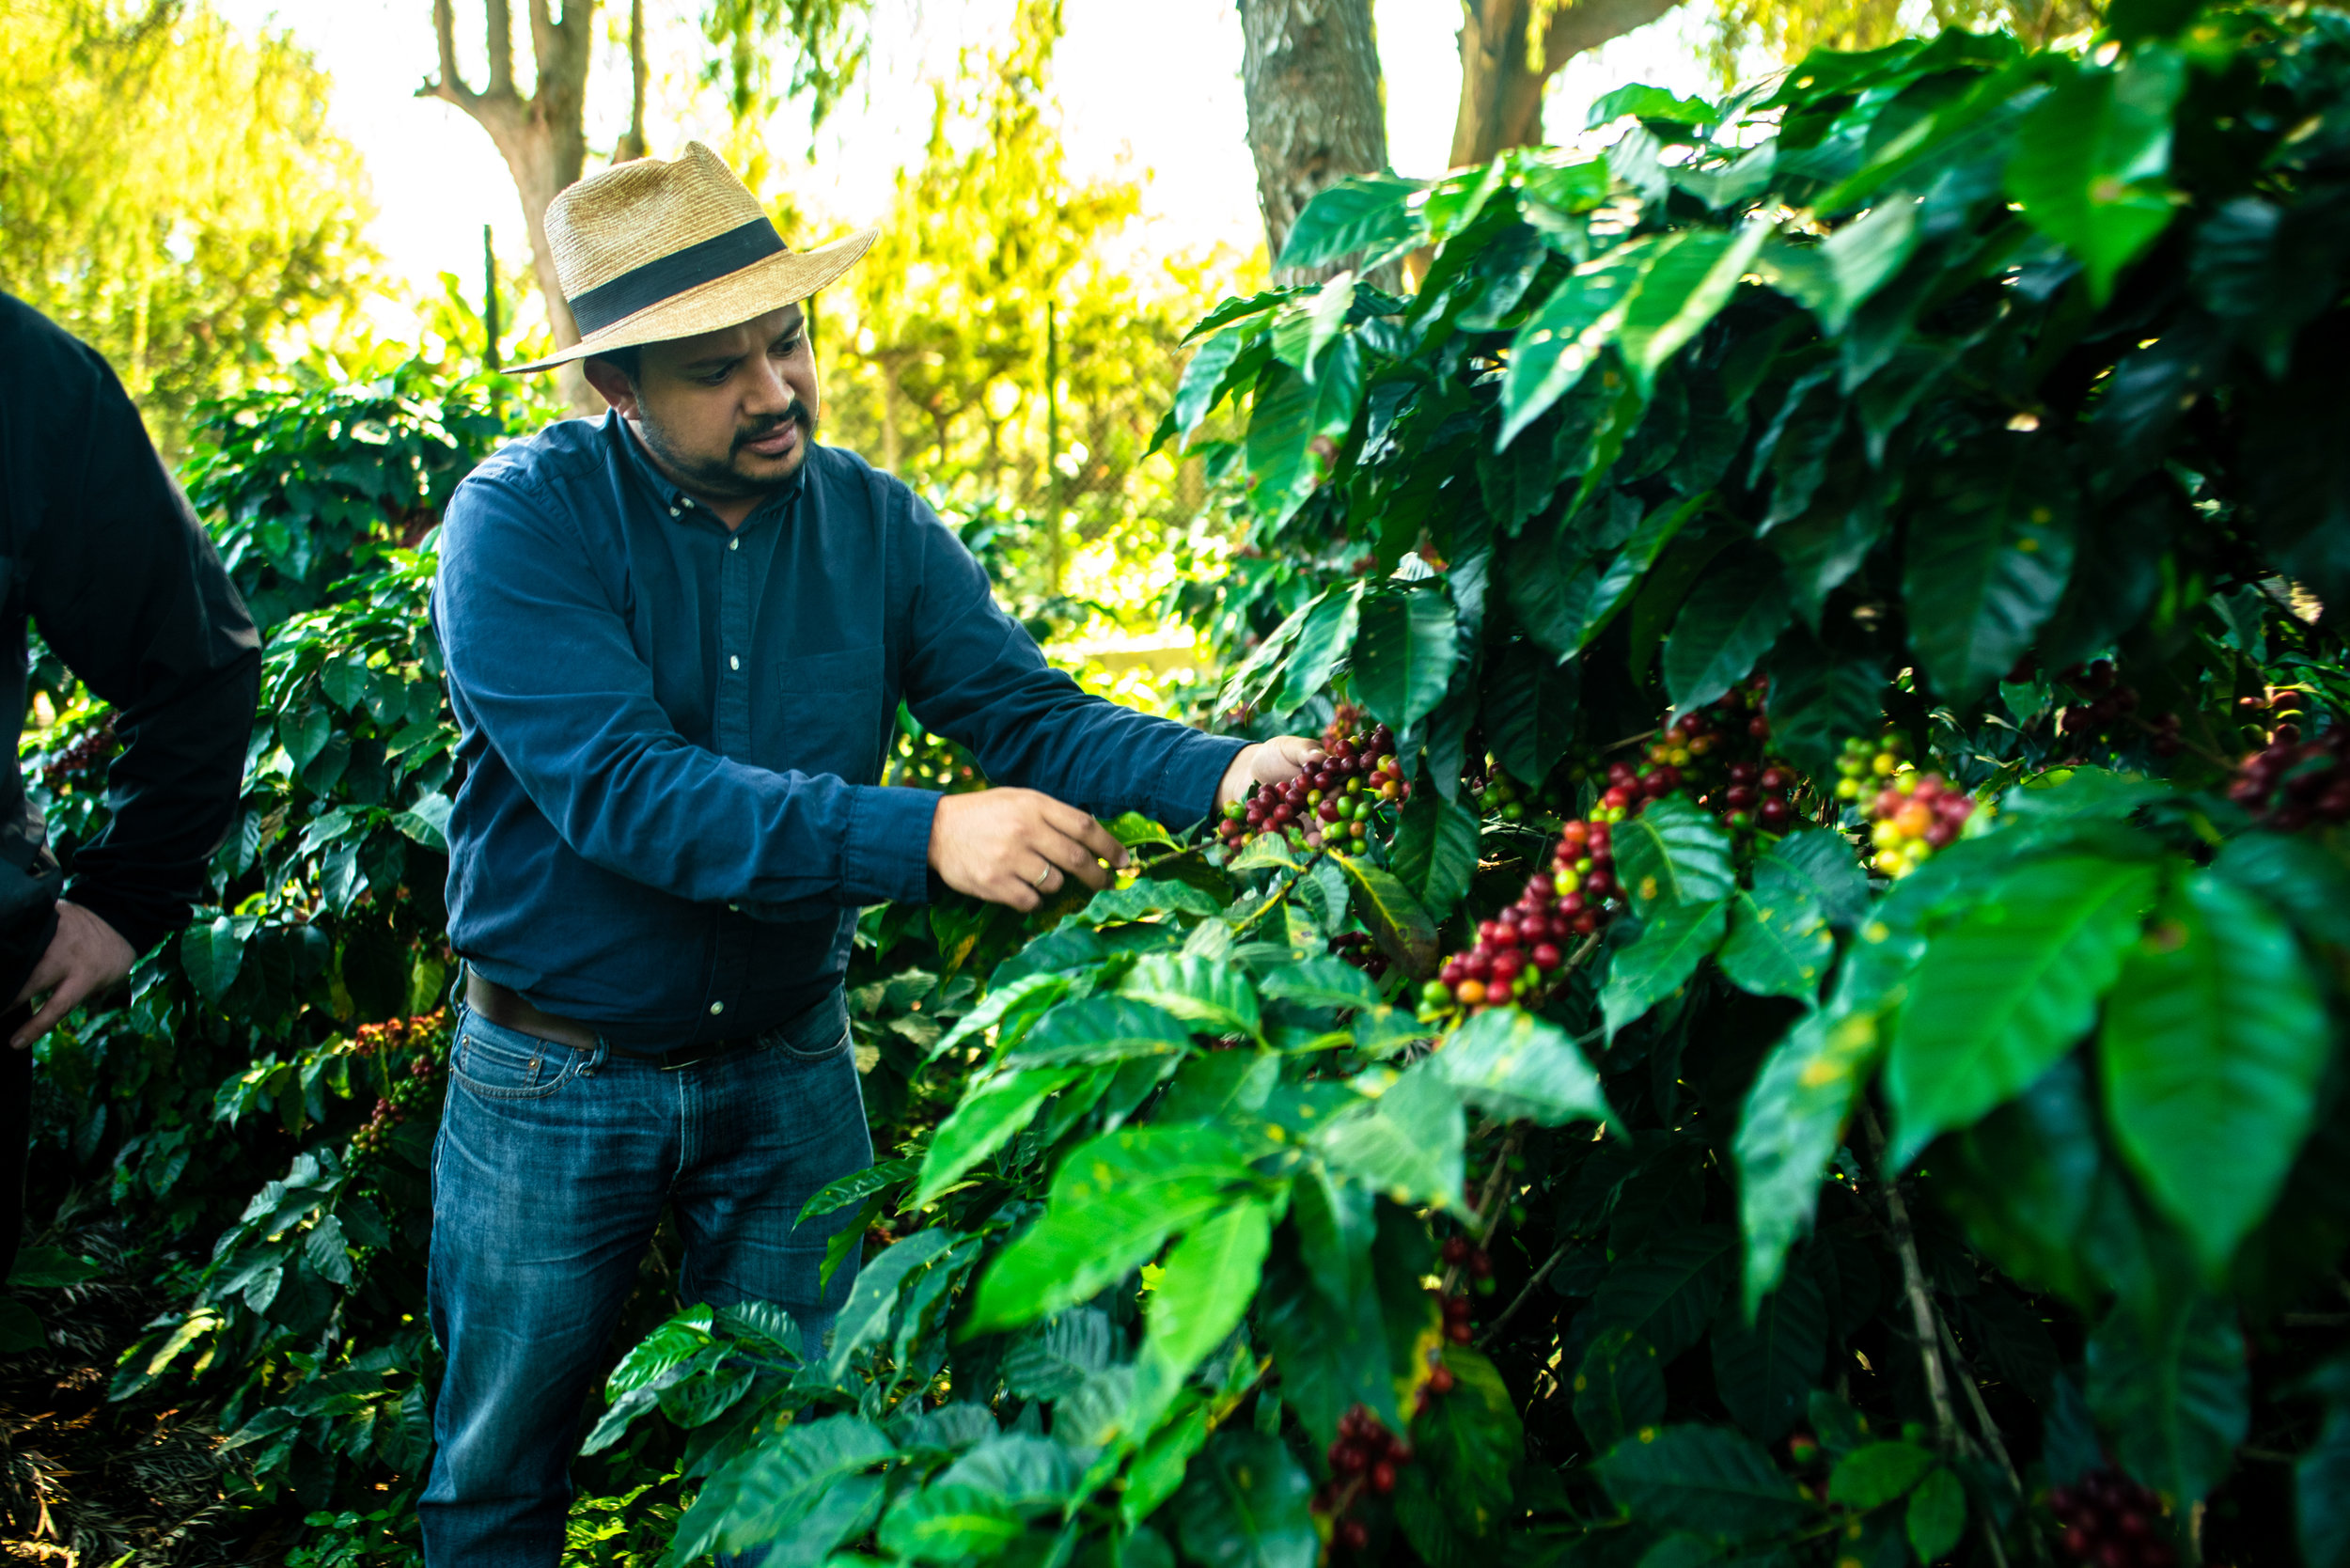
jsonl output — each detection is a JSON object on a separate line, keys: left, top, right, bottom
{"left": 699, "top": 367, "right": 732, "bottom": 384}
{"left": 778, "top": 336, "right": 805, "bottom": 356}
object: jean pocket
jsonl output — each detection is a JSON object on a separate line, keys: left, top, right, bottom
{"left": 451, "top": 1014, "right": 576, "bottom": 1101}
{"left": 768, "top": 989, "right": 853, "bottom": 1062}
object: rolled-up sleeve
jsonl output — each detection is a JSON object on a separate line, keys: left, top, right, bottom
{"left": 434, "top": 471, "right": 940, "bottom": 908}
{"left": 896, "top": 496, "right": 1245, "bottom": 831}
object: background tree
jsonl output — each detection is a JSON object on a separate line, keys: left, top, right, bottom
{"left": 0, "top": 0, "right": 376, "bottom": 450}
{"left": 822, "top": 0, "right": 1251, "bottom": 604}
{"left": 420, "top": 0, "right": 871, "bottom": 413}
{"left": 1236, "top": 0, "right": 1394, "bottom": 281}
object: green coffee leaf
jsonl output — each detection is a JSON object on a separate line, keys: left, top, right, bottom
{"left": 1709, "top": 1261, "right": 1827, "bottom": 1442}
{"left": 1313, "top": 1066, "right": 1466, "bottom": 1212}
{"left": 1429, "top": 1006, "right": 1611, "bottom": 1127}
{"left": 1663, "top": 552, "right": 1794, "bottom": 722}
{"left": 2087, "top": 1294, "right": 2248, "bottom": 1504}
{"left": 1498, "top": 250, "right": 1646, "bottom": 448}
{"left": 914, "top": 1067, "right": 1085, "bottom": 1207}
{"left": 1590, "top": 1225, "right": 1738, "bottom": 1363}
{"left": 1906, "top": 1466, "right": 1967, "bottom": 1560}
{"left": 1258, "top": 957, "right": 1383, "bottom": 1013}
{"left": 1886, "top": 855, "right": 2159, "bottom": 1168}
{"left": 1903, "top": 435, "right": 2079, "bottom": 703}
{"left": 1271, "top": 582, "right": 1364, "bottom": 718}
{"left": 1826, "top": 1441, "right": 1936, "bottom": 1508}
{"left": 827, "top": 1230, "right": 959, "bottom": 1381}
{"left": 1353, "top": 588, "right": 1457, "bottom": 735}
{"left": 1004, "top": 997, "right": 1195, "bottom": 1069}
{"left": 1000, "top": 1309, "right": 1114, "bottom": 1401}
{"left": 2006, "top": 54, "right": 2186, "bottom": 304}
{"left": 1397, "top": 1347, "right": 1523, "bottom": 1554}
{"left": 1391, "top": 788, "right": 1480, "bottom": 919}
{"left": 1174, "top": 1428, "right": 1318, "bottom": 1568}
{"left": 1335, "top": 853, "right": 1440, "bottom": 979}
{"left": 1120, "top": 954, "right": 1261, "bottom": 1040}
{"left": 1600, "top": 898, "right": 1730, "bottom": 1039}
{"left": 875, "top": 1482, "right": 1024, "bottom": 1561}
{"left": 1734, "top": 1008, "right": 1883, "bottom": 1310}
{"left": 2100, "top": 870, "right": 2330, "bottom": 1276}
{"left": 1277, "top": 174, "right": 1426, "bottom": 272}
{"left": 1144, "top": 1194, "right": 1275, "bottom": 1388}
{"left": 1717, "top": 868, "right": 1834, "bottom": 1003}
{"left": 1482, "top": 638, "right": 1582, "bottom": 788}
{"left": 1574, "top": 1327, "right": 1667, "bottom": 1451}
{"left": 966, "top": 1125, "right": 1263, "bottom": 1335}
{"left": 1613, "top": 798, "right": 1737, "bottom": 915}
{"left": 1594, "top": 1423, "right": 1810, "bottom": 1540}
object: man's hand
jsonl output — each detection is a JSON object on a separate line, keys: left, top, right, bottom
{"left": 11, "top": 901, "right": 134, "bottom": 1049}
{"left": 930, "top": 789, "right": 1131, "bottom": 912}
{"left": 1215, "top": 736, "right": 1324, "bottom": 812}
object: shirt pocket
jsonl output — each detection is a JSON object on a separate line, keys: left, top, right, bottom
{"left": 762, "top": 646, "right": 887, "bottom": 785}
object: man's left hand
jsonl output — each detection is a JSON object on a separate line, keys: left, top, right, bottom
{"left": 1216, "top": 736, "right": 1324, "bottom": 812}
{"left": 11, "top": 902, "right": 133, "bottom": 1049}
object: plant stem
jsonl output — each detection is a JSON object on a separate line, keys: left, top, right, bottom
{"left": 1935, "top": 1310, "right": 2022, "bottom": 1496}
{"left": 1474, "top": 1239, "right": 1570, "bottom": 1349}
{"left": 1444, "top": 1127, "right": 1525, "bottom": 1296}
{"left": 1861, "top": 1104, "right": 1963, "bottom": 1453}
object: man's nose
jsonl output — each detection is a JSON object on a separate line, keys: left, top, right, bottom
{"left": 743, "top": 354, "right": 794, "bottom": 417}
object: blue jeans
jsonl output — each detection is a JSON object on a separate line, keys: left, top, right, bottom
{"left": 420, "top": 989, "right": 871, "bottom": 1566}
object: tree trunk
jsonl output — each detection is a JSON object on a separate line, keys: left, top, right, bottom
{"left": 1236, "top": 0, "right": 1394, "bottom": 286}
{"left": 1449, "top": 0, "right": 1688, "bottom": 170}
{"left": 422, "top": 0, "right": 606, "bottom": 414}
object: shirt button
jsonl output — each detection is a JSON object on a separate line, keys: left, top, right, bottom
{"left": 728, "top": 537, "right": 740, "bottom": 551}
{"left": 709, "top": 1001, "right": 725, "bottom": 1016}
{"left": 667, "top": 506, "right": 681, "bottom": 517}
{"left": 729, "top": 655, "right": 741, "bottom": 671}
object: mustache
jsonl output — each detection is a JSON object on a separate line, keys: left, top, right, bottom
{"left": 733, "top": 403, "right": 815, "bottom": 451}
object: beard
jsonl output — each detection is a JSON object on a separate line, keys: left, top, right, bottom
{"left": 634, "top": 400, "right": 818, "bottom": 500}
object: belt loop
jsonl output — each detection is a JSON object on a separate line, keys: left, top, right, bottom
{"left": 580, "top": 1033, "right": 607, "bottom": 1078}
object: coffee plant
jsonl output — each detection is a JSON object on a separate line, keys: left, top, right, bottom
{"left": 11, "top": 5, "right": 2350, "bottom": 1562}
{"left": 569, "top": 5, "right": 2350, "bottom": 1565}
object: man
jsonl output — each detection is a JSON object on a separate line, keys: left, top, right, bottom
{"left": 426, "top": 143, "right": 1316, "bottom": 1560}
{"left": 0, "top": 293, "right": 260, "bottom": 1280}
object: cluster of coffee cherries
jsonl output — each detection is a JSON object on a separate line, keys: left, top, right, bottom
{"left": 1420, "top": 816, "right": 1617, "bottom": 1015}
{"left": 2228, "top": 716, "right": 2350, "bottom": 828}
{"left": 39, "top": 713, "right": 118, "bottom": 795}
{"left": 1622, "top": 682, "right": 1794, "bottom": 837}
{"left": 2236, "top": 685, "right": 2308, "bottom": 745}
{"left": 1328, "top": 930, "right": 1389, "bottom": 981}
{"left": 1436, "top": 1237, "right": 1492, "bottom": 1342}
{"left": 1465, "top": 758, "right": 1533, "bottom": 823}
{"left": 347, "top": 1011, "right": 449, "bottom": 1162}
{"left": 2054, "top": 660, "right": 2186, "bottom": 759}
{"left": 1316, "top": 1405, "right": 1414, "bottom": 1554}
{"left": 347, "top": 1011, "right": 445, "bottom": 1058}
{"left": 2052, "top": 1469, "right": 2175, "bottom": 1568}
{"left": 1864, "top": 781, "right": 1978, "bottom": 878}
{"left": 1215, "top": 711, "right": 1404, "bottom": 857}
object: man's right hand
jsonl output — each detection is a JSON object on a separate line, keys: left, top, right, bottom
{"left": 929, "top": 789, "right": 1129, "bottom": 911}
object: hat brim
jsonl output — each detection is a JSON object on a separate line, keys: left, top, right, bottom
{"left": 509, "top": 227, "right": 878, "bottom": 373}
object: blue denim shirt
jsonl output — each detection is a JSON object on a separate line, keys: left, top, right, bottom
{"left": 431, "top": 413, "right": 1243, "bottom": 1045}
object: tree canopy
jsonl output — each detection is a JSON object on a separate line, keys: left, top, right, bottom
{"left": 0, "top": 0, "right": 377, "bottom": 448}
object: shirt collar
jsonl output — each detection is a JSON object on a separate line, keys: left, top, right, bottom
{"left": 605, "top": 408, "right": 807, "bottom": 527}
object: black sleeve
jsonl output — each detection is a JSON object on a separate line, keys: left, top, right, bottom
{"left": 29, "top": 351, "right": 259, "bottom": 956}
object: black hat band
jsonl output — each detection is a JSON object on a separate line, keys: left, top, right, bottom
{"left": 567, "top": 217, "right": 788, "bottom": 337}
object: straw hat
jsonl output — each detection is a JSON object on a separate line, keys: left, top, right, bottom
{"left": 510, "top": 142, "right": 876, "bottom": 372}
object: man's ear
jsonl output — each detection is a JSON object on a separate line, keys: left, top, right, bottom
{"left": 581, "top": 357, "right": 639, "bottom": 416}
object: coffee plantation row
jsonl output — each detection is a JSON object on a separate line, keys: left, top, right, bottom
{"left": 13, "top": 3, "right": 2350, "bottom": 1563}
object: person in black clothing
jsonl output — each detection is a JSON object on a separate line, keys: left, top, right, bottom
{"left": 0, "top": 292, "right": 260, "bottom": 1275}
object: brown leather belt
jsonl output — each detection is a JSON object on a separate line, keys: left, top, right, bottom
{"left": 462, "top": 971, "right": 760, "bottom": 1069}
